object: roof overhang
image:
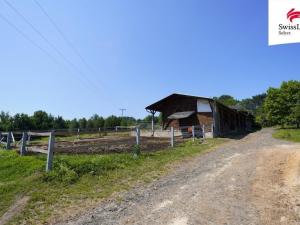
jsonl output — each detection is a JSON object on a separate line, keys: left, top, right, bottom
{"left": 145, "top": 93, "right": 212, "bottom": 112}
{"left": 167, "top": 111, "right": 195, "bottom": 120}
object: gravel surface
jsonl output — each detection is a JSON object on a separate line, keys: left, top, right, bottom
{"left": 58, "top": 128, "right": 300, "bottom": 225}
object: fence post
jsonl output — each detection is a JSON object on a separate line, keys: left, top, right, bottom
{"left": 27, "top": 134, "right": 31, "bottom": 144}
{"left": 46, "top": 131, "right": 55, "bottom": 172}
{"left": 211, "top": 123, "right": 214, "bottom": 138}
{"left": 170, "top": 127, "right": 174, "bottom": 147}
{"left": 136, "top": 127, "right": 140, "bottom": 145}
{"left": 20, "top": 132, "right": 27, "bottom": 156}
{"left": 192, "top": 125, "right": 195, "bottom": 142}
{"left": 6, "top": 132, "right": 12, "bottom": 149}
{"left": 98, "top": 127, "right": 101, "bottom": 137}
{"left": 202, "top": 125, "right": 205, "bottom": 139}
{"left": 77, "top": 128, "right": 80, "bottom": 140}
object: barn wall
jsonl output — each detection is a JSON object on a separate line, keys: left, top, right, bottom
{"left": 197, "top": 113, "right": 213, "bottom": 127}
{"left": 217, "top": 103, "right": 239, "bottom": 135}
{"left": 161, "top": 96, "right": 198, "bottom": 129}
{"left": 178, "top": 114, "right": 200, "bottom": 127}
{"left": 168, "top": 119, "right": 180, "bottom": 129}
{"left": 150, "top": 95, "right": 253, "bottom": 136}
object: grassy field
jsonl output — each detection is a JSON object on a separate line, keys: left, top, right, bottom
{"left": 0, "top": 138, "right": 226, "bottom": 224}
{"left": 273, "top": 128, "right": 300, "bottom": 142}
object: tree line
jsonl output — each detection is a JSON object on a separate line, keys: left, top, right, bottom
{"left": 0, "top": 111, "right": 161, "bottom": 131}
{"left": 1, "top": 80, "right": 299, "bottom": 131}
{"left": 214, "top": 80, "right": 300, "bottom": 128}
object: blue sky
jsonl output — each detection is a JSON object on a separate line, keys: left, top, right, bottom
{"left": 0, "top": 0, "right": 299, "bottom": 119}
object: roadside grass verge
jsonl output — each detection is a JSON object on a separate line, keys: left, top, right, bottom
{"left": 273, "top": 128, "right": 300, "bottom": 142}
{"left": 0, "top": 138, "right": 226, "bottom": 224}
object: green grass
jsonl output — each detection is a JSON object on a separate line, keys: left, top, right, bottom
{"left": 273, "top": 128, "right": 300, "bottom": 142}
{"left": 0, "top": 138, "right": 226, "bottom": 224}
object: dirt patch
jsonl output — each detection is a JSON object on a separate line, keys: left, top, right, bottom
{"left": 28, "top": 136, "right": 185, "bottom": 154}
{"left": 0, "top": 196, "right": 30, "bottom": 225}
{"left": 251, "top": 144, "right": 300, "bottom": 225}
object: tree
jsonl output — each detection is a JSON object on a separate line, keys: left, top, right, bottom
{"left": 13, "top": 113, "right": 33, "bottom": 130}
{"left": 78, "top": 118, "right": 87, "bottom": 129}
{"left": 68, "top": 119, "right": 79, "bottom": 130}
{"left": 263, "top": 80, "right": 300, "bottom": 127}
{"left": 104, "top": 115, "right": 121, "bottom": 128}
{"left": 291, "top": 104, "right": 300, "bottom": 128}
{"left": 52, "top": 116, "right": 67, "bottom": 129}
{"left": 87, "top": 114, "right": 105, "bottom": 128}
{"left": 240, "top": 93, "right": 267, "bottom": 113}
{"left": 214, "top": 95, "right": 239, "bottom": 106}
{"left": 142, "top": 115, "right": 159, "bottom": 125}
{"left": 0, "top": 111, "right": 13, "bottom": 131}
{"left": 32, "top": 111, "right": 53, "bottom": 130}
{"left": 120, "top": 117, "right": 136, "bottom": 127}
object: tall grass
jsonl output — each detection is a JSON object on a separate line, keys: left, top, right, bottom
{"left": 273, "top": 128, "right": 300, "bottom": 142}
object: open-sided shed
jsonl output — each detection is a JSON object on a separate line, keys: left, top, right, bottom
{"left": 145, "top": 93, "right": 253, "bottom": 137}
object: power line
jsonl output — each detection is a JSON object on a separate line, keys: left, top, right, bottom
{"left": 0, "top": 10, "right": 95, "bottom": 94}
{"left": 3, "top": 0, "right": 100, "bottom": 91}
{"left": 0, "top": 11, "right": 62, "bottom": 69}
{"left": 33, "top": 0, "right": 98, "bottom": 77}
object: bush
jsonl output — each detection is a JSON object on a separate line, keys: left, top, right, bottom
{"left": 43, "top": 161, "right": 78, "bottom": 184}
{"left": 132, "top": 144, "right": 141, "bottom": 158}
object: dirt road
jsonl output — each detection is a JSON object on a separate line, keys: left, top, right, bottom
{"left": 59, "top": 129, "right": 300, "bottom": 225}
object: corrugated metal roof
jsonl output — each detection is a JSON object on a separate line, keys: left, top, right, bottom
{"left": 168, "top": 111, "right": 195, "bottom": 119}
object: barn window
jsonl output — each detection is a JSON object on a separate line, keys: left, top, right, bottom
{"left": 197, "top": 99, "right": 212, "bottom": 112}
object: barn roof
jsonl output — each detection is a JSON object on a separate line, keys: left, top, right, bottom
{"left": 167, "top": 111, "right": 195, "bottom": 119}
{"left": 145, "top": 93, "right": 254, "bottom": 117}
{"left": 145, "top": 93, "right": 212, "bottom": 112}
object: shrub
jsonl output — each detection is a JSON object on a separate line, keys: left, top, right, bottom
{"left": 43, "top": 161, "right": 78, "bottom": 184}
{"left": 132, "top": 144, "right": 141, "bottom": 158}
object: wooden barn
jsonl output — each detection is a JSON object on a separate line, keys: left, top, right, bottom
{"left": 145, "top": 93, "right": 254, "bottom": 137}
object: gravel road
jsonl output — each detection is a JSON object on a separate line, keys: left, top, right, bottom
{"left": 59, "top": 128, "right": 300, "bottom": 225}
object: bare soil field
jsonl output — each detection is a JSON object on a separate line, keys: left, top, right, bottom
{"left": 29, "top": 136, "right": 185, "bottom": 154}
{"left": 58, "top": 128, "right": 300, "bottom": 225}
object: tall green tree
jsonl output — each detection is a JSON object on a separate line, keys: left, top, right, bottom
{"left": 291, "top": 104, "right": 300, "bottom": 128}
{"left": 0, "top": 111, "right": 13, "bottom": 131}
{"left": 68, "top": 119, "right": 79, "bottom": 130}
{"left": 13, "top": 113, "right": 33, "bottom": 130}
{"left": 214, "top": 95, "right": 239, "bottom": 106}
{"left": 264, "top": 80, "right": 300, "bottom": 127}
{"left": 104, "top": 115, "right": 121, "bottom": 128}
{"left": 78, "top": 118, "right": 87, "bottom": 129}
{"left": 52, "top": 116, "right": 67, "bottom": 129}
{"left": 240, "top": 93, "right": 267, "bottom": 113}
{"left": 32, "top": 111, "right": 53, "bottom": 130}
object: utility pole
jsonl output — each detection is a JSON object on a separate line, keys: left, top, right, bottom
{"left": 119, "top": 108, "right": 126, "bottom": 117}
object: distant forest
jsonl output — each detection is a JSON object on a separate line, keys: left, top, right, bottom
{"left": 0, "top": 112, "right": 161, "bottom": 131}
{"left": 0, "top": 80, "right": 299, "bottom": 131}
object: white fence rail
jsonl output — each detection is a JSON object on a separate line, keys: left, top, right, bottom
{"left": 19, "top": 131, "right": 55, "bottom": 172}
{"left": 0, "top": 131, "right": 14, "bottom": 149}
{"left": 1, "top": 125, "right": 211, "bottom": 171}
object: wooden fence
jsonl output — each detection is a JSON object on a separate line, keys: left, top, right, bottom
{"left": 0, "top": 125, "right": 208, "bottom": 172}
